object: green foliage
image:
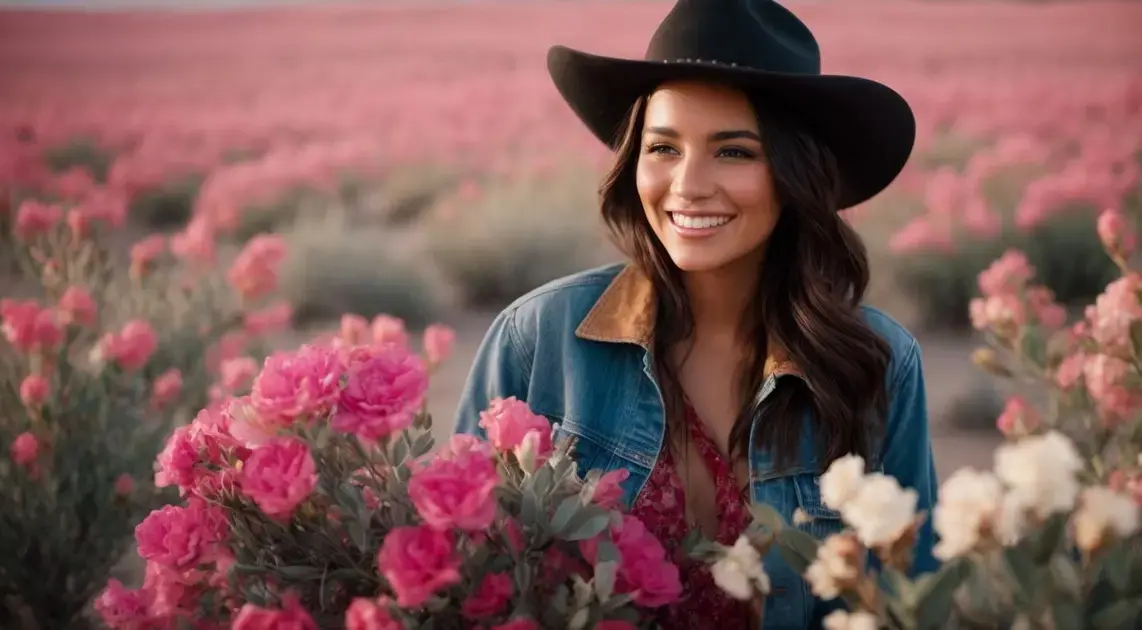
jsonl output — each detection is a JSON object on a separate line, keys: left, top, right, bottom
{"left": 130, "top": 175, "right": 203, "bottom": 230}
{"left": 42, "top": 137, "right": 114, "bottom": 181}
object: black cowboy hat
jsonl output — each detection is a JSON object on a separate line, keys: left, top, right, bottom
{"left": 546, "top": 0, "right": 916, "bottom": 210}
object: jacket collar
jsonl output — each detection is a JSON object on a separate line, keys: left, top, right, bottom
{"left": 574, "top": 264, "right": 804, "bottom": 379}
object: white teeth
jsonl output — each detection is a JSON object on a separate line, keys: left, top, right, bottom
{"left": 671, "top": 213, "right": 731, "bottom": 229}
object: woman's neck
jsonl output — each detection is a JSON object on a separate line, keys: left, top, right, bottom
{"left": 681, "top": 258, "right": 761, "bottom": 345}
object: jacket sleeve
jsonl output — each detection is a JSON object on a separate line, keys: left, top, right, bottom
{"left": 450, "top": 307, "right": 531, "bottom": 438}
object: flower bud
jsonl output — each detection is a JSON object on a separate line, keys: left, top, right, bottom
{"left": 971, "top": 347, "right": 1011, "bottom": 377}
{"left": 1097, "top": 208, "right": 1136, "bottom": 262}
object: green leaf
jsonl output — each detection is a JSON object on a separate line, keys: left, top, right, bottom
{"left": 1003, "top": 547, "right": 1038, "bottom": 607}
{"left": 594, "top": 560, "right": 617, "bottom": 602}
{"left": 410, "top": 431, "right": 435, "bottom": 457}
{"left": 563, "top": 511, "right": 612, "bottom": 541}
{"left": 748, "top": 502, "right": 785, "bottom": 533}
{"left": 1105, "top": 548, "right": 1134, "bottom": 593}
{"left": 914, "top": 560, "right": 970, "bottom": 630}
{"left": 390, "top": 434, "right": 408, "bottom": 465}
{"left": 1048, "top": 554, "right": 1082, "bottom": 596}
{"left": 774, "top": 528, "right": 819, "bottom": 575}
{"left": 550, "top": 495, "right": 583, "bottom": 534}
{"left": 1050, "top": 598, "right": 1083, "bottom": 630}
{"left": 1091, "top": 600, "right": 1141, "bottom": 630}
{"left": 1031, "top": 514, "right": 1067, "bottom": 563}
{"left": 345, "top": 519, "right": 368, "bottom": 552}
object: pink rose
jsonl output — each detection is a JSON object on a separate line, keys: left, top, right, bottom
{"left": 10, "top": 431, "right": 39, "bottom": 468}
{"left": 99, "top": 319, "right": 158, "bottom": 372}
{"left": 345, "top": 597, "right": 402, "bottom": 630}
{"left": 478, "top": 397, "right": 552, "bottom": 458}
{"left": 151, "top": 368, "right": 183, "bottom": 410}
{"left": 332, "top": 344, "right": 427, "bottom": 443}
{"left": 408, "top": 449, "right": 498, "bottom": 531}
{"left": 422, "top": 324, "right": 455, "bottom": 366}
{"left": 490, "top": 619, "right": 539, "bottom": 630}
{"left": 232, "top": 594, "right": 318, "bottom": 630}
{"left": 240, "top": 437, "right": 318, "bottom": 519}
{"left": 1, "top": 298, "right": 63, "bottom": 353}
{"left": 19, "top": 374, "right": 49, "bottom": 407}
{"left": 227, "top": 234, "right": 287, "bottom": 300}
{"left": 582, "top": 515, "right": 682, "bottom": 608}
{"left": 251, "top": 344, "right": 342, "bottom": 426}
{"left": 461, "top": 572, "right": 513, "bottom": 619}
{"left": 94, "top": 579, "right": 150, "bottom": 629}
{"left": 591, "top": 469, "right": 630, "bottom": 510}
{"left": 57, "top": 285, "right": 96, "bottom": 326}
{"left": 134, "top": 500, "right": 228, "bottom": 573}
{"left": 371, "top": 314, "right": 409, "bottom": 347}
{"left": 377, "top": 525, "right": 461, "bottom": 608}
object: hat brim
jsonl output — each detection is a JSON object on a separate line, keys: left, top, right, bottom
{"left": 547, "top": 45, "right": 916, "bottom": 210}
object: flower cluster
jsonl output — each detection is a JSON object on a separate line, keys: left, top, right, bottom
{"left": 97, "top": 327, "right": 680, "bottom": 629}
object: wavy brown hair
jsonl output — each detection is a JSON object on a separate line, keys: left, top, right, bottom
{"left": 599, "top": 91, "right": 892, "bottom": 471}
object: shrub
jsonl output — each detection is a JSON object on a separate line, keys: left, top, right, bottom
{"left": 425, "top": 167, "right": 619, "bottom": 310}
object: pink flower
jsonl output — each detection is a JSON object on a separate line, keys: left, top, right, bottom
{"left": 461, "top": 572, "right": 513, "bottom": 619}
{"left": 57, "top": 286, "right": 96, "bottom": 326}
{"left": 115, "top": 473, "right": 135, "bottom": 497}
{"left": 582, "top": 515, "right": 682, "bottom": 607}
{"left": 489, "top": 619, "right": 539, "bottom": 630}
{"left": 332, "top": 344, "right": 428, "bottom": 443}
{"left": 995, "top": 396, "right": 1039, "bottom": 437}
{"left": 99, "top": 320, "right": 158, "bottom": 372}
{"left": 377, "top": 525, "right": 461, "bottom": 608}
{"left": 94, "top": 579, "right": 150, "bottom": 629}
{"left": 141, "top": 561, "right": 195, "bottom": 619}
{"left": 345, "top": 597, "right": 402, "bottom": 630}
{"left": 1097, "top": 208, "right": 1136, "bottom": 259}
{"left": 1055, "top": 352, "right": 1086, "bottom": 390}
{"left": 1025, "top": 287, "right": 1067, "bottom": 329}
{"left": 408, "top": 449, "right": 499, "bottom": 531}
{"left": 10, "top": 431, "right": 39, "bottom": 468}
{"left": 438, "top": 434, "right": 496, "bottom": 461}
{"left": 1083, "top": 353, "right": 1141, "bottom": 424}
{"left": 232, "top": 594, "right": 318, "bottom": 630}
{"left": 151, "top": 368, "right": 183, "bottom": 410}
{"left": 422, "top": 324, "right": 455, "bottom": 365}
{"left": 1088, "top": 274, "right": 1142, "bottom": 358}
{"left": 968, "top": 294, "right": 1025, "bottom": 334}
{"left": 239, "top": 437, "right": 318, "bottom": 519}
{"left": 14, "top": 198, "right": 62, "bottom": 240}
{"left": 251, "top": 344, "right": 342, "bottom": 426}
{"left": 219, "top": 356, "right": 259, "bottom": 393}
{"left": 130, "top": 234, "right": 167, "bottom": 278}
{"left": 977, "top": 249, "right": 1034, "bottom": 297}
{"left": 478, "top": 397, "right": 553, "bottom": 459}
{"left": 371, "top": 314, "right": 409, "bottom": 347}
{"left": 1, "top": 299, "right": 64, "bottom": 353}
{"left": 591, "top": 468, "right": 630, "bottom": 510}
{"left": 228, "top": 234, "right": 287, "bottom": 300}
{"left": 244, "top": 301, "right": 293, "bottom": 336}
{"left": 339, "top": 314, "right": 371, "bottom": 346}
{"left": 19, "top": 374, "right": 49, "bottom": 407}
{"left": 134, "top": 500, "right": 228, "bottom": 573}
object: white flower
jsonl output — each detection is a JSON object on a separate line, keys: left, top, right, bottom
{"left": 804, "top": 532, "right": 860, "bottom": 600}
{"left": 932, "top": 468, "right": 1004, "bottom": 560}
{"left": 995, "top": 491, "right": 1030, "bottom": 546}
{"left": 821, "top": 454, "right": 867, "bottom": 511}
{"left": 995, "top": 430, "right": 1083, "bottom": 519}
{"left": 1073, "top": 486, "right": 1141, "bottom": 552}
{"left": 823, "top": 609, "right": 880, "bottom": 630}
{"left": 514, "top": 429, "right": 542, "bottom": 475}
{"left": 842, "top": 473, "right": 918, "bottom": 548}
{"left": 711, "top": 535, "right": 770, "bottom": 601}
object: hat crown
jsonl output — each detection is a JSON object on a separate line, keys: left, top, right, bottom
{"left": 644, "top": 0, "right": 820, "bottom": 75}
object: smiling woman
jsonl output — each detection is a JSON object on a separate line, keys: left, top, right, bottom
{"left": 453, "top": 1, "right": 938, "bottom": 628}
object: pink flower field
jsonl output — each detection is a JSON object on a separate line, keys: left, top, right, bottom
{"left": 2, "top": 0, "right": 1140, "bottom": 252}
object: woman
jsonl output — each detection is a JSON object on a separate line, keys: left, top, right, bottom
{"left": 454, "top": 0, "right": 939, "bottom": 627}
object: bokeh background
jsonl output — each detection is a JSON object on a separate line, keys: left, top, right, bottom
{"left": 3, "top": 0, "right": 1141, "bottom": 482}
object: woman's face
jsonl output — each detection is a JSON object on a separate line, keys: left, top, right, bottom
{"left": 636, "top": 80, "right": 780, "bottom": 274}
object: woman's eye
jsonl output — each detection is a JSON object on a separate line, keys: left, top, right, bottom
{"left": 718, "top": 147, "right": 755, "bottom": 159}
{"left": 645, "top": 143, "right": 677, "bottom": 155}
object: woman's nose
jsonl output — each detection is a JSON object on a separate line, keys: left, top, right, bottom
{"left": 669, "top": 154, "right": 716, "bottom": 201}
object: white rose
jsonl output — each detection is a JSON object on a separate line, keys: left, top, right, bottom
{"left": 821, "top": 454, "right": 867, "bottom": 511}
{"left": 823, "top": 609, "right": 880, "bottom": 630}
{"left": 842, "top": 473, "right": 918, "bottom": 548}
{"left": 711, "top": 535, "right": 770, "bottom": 601}
{"left": 1073, "top": 485, "right": 1141, "bottom": 552}
{"left": 932, "top": 468, "right": 1004, "bottom": 560}
{"left": 995, "top": 430, "right": 1083, "bottom": 519}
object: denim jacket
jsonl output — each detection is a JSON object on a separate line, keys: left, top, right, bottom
{"left": 453, "top": 262, "right": 939, "bottom": 629}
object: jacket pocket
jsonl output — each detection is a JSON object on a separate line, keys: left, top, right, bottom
{"left": 792, "top": 473, "right": 845, "bottom": 541}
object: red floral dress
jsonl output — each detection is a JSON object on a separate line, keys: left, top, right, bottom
{"left": 630, "top": 399, "right": 754, "bottom": 629}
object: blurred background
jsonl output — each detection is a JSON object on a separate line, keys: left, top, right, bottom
{"left": 2, "top": 0, "right": 1141, "bottom": 482}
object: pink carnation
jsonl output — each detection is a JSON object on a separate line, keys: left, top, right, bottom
{"left": 377, "top": 525, "right": 461, "bottom": 608}
{"left": 57, "top": 285, "right": 96, "bottom": 326}
{"left": 371, "top": 314, "right": 409, "bottom": 347}
{"left": 977, "top": 249, "right": 1034, "bottom": 297}
{"left": 219, "top": 356, "right": 259, "bottom": 393}
{"left": 581, "top": 514, "right": 682, "bottom": 608}
{"left": 115, "top": 473, "right": 135, "bottom": 496}
{"left": 1054, "top": 352, "right": 1086, "bottom": 390}
{"left": 338, "top": 314, "right": 371, "bottom": 347}
{"left": 94, "top": 579, "right": 151, "bottom": 629}
{"left": 438, "top": 434, "right": 496, "bottom": 461}
{"left": 14, "top": 198, "right": 62, "bottom": 240}
{"left": 591, "top": 468, "right": 631, "bottom": 510}
{"left": 244, "top": 301, "right": 293, "bottom": 336}
{"left": 154, "top": 418, "right": 229, "bottom": 495}
{"left": 232, "top": 594, "right": 318, "bottom": 630}
{"left": 478, "top": 398, "right": 553, "bottom": 465}
{"left": 1088, "top": 274, "right": 1142, "bottom": 357}
{"left": 134, "top": 500, "right": 228, "bottom": 573}
{"left": 422, "top": 324, "right": 455, "bottom": 366}
{"left": 995, "top": 396, "right": 1039, "bottom": 437}
{"left": 345, "top": 597, "right": 402, "bottom": 630}
{"left": 239, "top": 437, "right": 318, "bottom": 519}
{"left": 19, "top": 374, "right": 49, "bottom": 407}
{"left": 251, "top": 344, "right": 342, "bottom": 426}
{"left": 1, "top": 298, "right": 64, "bottom": 353}
{"left": 228, "top": 234, "right": 287, "bottom": 301}
{"left": 332, "top": 344, "right": 427, "bottom": 443}
{"left": 1097, "top": 208, "right": 1136, "bottom": 258}
{"left": 99, "top": 320, "right": 158, "bottom": 372}
{"left": 10, "top": 431, "right": 39, "bottom": 468}
{"left": 461, "top": 572, "right": 513, "bottom": 619}
{"left": 151, "top": 368, "right": 183, "bottom": 410}
{"left": 407, "top": 449, "right": 498, "bottom": 531}
{"left": 1083, "top": 353, "right": 1141, "bottom": 424}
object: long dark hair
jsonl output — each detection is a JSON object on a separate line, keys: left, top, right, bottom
{"left": 599, "top": 91, "right": 892, "bottom": 471}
